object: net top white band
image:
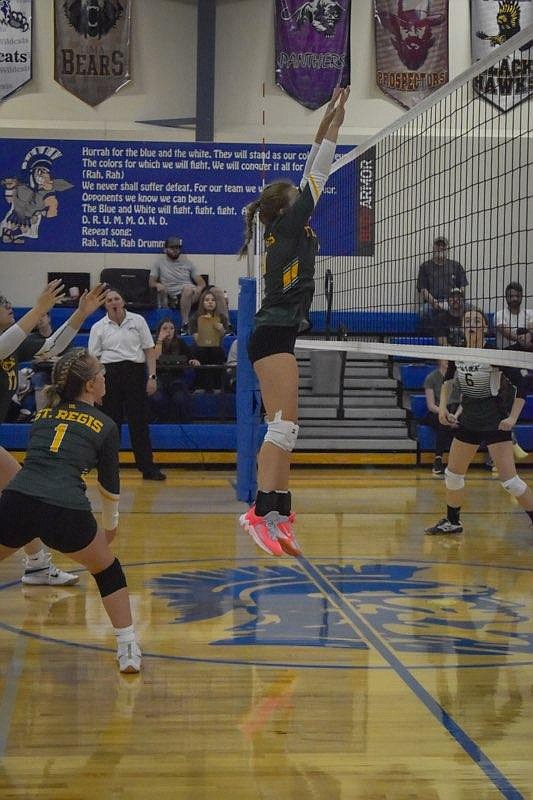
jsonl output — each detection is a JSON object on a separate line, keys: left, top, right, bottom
{"left": 295, "top": 338, "right": 533, "bottom": 370}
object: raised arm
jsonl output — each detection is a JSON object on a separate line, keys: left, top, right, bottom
{"left": 34, "top": 284, "right": 108, "bottom": 359}
{"left": 0, "top": 281, "right": 66, "bottom": 359}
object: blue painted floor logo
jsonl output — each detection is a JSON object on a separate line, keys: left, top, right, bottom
{"left": 150, "top": 561, "right": 533, "bottom": 659}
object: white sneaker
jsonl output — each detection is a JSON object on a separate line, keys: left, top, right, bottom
{"left": 21, "top": 553, "right": 80, "bottom": 586}
{"left": 117, "top": 641, "right": 142, "bottom": 673}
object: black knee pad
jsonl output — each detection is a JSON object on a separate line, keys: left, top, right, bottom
{"left": 93, "top": 558, "right": 127, "bottom": 598}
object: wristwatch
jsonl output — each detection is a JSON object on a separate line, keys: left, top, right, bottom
{"left": 148, "top": 374, "right": 156, "bottom": 380}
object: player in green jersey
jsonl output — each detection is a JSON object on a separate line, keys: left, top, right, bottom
{"left": 0, "top": 280, "right": 107, "bottom": 584}
{"left": 238, "top": 87, "right": 350, "bottom": 557}
{"left": 0, "top": 348, "right": 141, "bottom": 672}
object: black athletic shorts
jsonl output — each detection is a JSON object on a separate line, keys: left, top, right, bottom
{"left": 248, "top": 326, "right": 298, "bottom": 364}
{"left": 453, "top": 427, "right": 512, "bottom": 446}
{"left": 0, "top": 490, "right": 98, "bottom": 552}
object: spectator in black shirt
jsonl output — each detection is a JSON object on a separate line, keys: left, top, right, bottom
{"left": 434, "top": 288, "right": 468, "bottom": 346}
{"left": 417, "top": 237, "right": 468, "bottom": 331}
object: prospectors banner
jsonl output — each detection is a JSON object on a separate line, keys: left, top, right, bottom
{"left": 471, "top": 0, "right": 533, "bottom": 111}
{"left": 275, "top": 0, "right": 351, "bottom": 110}
{"left": 0, "top": 0, "right": 32, "bottom": 102}
{"left": 54, "top": 0, "right": 132, "bottom": 106}
{"left": 0, "top": 139, "right": 357, "bottom": 255}
{"left": 374, "top": 0, "right": 449, "bottom": 109}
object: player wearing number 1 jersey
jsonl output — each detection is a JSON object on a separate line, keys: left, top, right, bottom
{"left": 0, "top": 349, "right": 141, "bottom": 672}
{"left": 425, "top": 308, "right": 533, "bottom": 535}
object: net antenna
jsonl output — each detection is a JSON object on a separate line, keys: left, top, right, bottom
{"left": 297, "top": 24, "right": 533, "bottom": 370}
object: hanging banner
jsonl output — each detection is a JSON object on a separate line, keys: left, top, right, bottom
{"left": 471, "top": 0, "right": 533, "bottom": 112}
{"left": 275, "top": 0, "right": 351, "bottom": 110}
{"left": 0, "top": 0, "right": 32, "bottom": 102}
{"left": 374, "top": 0, "right": 449, "bottom": 109}
{"left": 54, "top": 0, "right": 132, "bottom": 106}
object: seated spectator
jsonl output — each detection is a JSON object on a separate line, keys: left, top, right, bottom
{"left": 417, "top": 237, "right": 468, "bottom": 332}
{"left": 494, "top": 281, "right": 533, "bottom": 351}
{"left": 190, "top": 290, "right": 228, "bottom": 392}
{"left": 149, "top": 237, "right": 227, "bottom": 332}
{"left": 149, "top": 318, "right": 200, "bottom": 422}
{"left": 422, "top": 359, "right": 462, "bottom": 475}
{"left": 433, "top": 288, "right": 469, "bottom": 346}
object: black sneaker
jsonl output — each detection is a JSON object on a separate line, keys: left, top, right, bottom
{"left": 425, "top": 518, "right": 463, "bottom": 535}
{"left": 142, "top": 469, "right": 167, "bottom": 481}
{"left": 432, "top": 457, "right": 445, "bottom": 475}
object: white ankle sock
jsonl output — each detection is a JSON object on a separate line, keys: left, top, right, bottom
{"left": 114, "top": 624, "right": 136, "bottom": 644}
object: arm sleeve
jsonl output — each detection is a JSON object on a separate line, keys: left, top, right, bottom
{"left": 97, "top": 424, "right": 120, "bottom": 496}
{"left": 299, "top": 142, "right": 320, "bottom": 190}
{"left": 139, "top": 318, "right": 155, "bottom": 350}
{"left": 501, "top": 366, "right": 527, "bottom": 399}
{"left": 0, "top": 324, "right": 29, "bottom": 359}
{"left": 33, "top": 321, "right": 79, "bottom": 359}
{"left": 281, "top": 139, "right": 337, "bottom": 233}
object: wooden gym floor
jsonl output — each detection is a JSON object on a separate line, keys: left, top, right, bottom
{"left": 0, "top": 466, "right": 532, "bottom": 800}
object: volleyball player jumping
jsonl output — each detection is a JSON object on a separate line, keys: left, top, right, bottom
{"left": 0, "top": 349, "right": 141, "bottom": 673}
{"left": 238, "top": 87, "right": 350, "bottom": 557}
{"left": 0, "top": 280, "right": 108, "bottom": 583}
{"left": 425, "top": 308, "right": 533, "bottom": 534}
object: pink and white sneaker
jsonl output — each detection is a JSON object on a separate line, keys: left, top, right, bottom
{"left": 275, "top": 513, "right": 302, "bottom": 557}
{"left": 239, "top": 507, "right": 283, "bottom": 557}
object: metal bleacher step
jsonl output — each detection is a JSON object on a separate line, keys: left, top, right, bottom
{"left": 298, "top": 365, "right": 389, "bottom": 378}
{"left": 299, "top": 377, "right": 396, "bottom": 391}
{"left": 299, "top": 406, "right": 406, "bottom": 420}
{"left": 299, "top": 393, "right": 397, "bottom": 407}
{"left": 299, "top": 419, "right": 407, "bottom": 429}
{"left": 298, "top": 426, "right": 410, "bottom": 438}
{"left": 296, "top": 437, "right": 417, "bottom": 451}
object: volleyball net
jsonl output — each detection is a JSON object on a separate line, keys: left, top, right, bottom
{"left": 254, "top": 25, "right": 533, "bottom": 370}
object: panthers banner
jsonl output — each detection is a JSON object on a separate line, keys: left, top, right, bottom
{"left": 471, "top": 0, "right": 533, "bottom": 111}
{"left": 275, "top": 0, "right": 351, "bottom": 110}
{"left": 54, "top": 0, "right": 132, "bottom": 106}
{"left": 374, "top": 0, "right": 449, "bottom": 109}
{"left": 0, "top": 0, "right": 32, "bottom": 102}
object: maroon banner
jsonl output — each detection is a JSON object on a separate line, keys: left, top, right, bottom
{"left": 374, "top": 0, "right": 449, "bottom": 109}
{"left": 54, "top": 0, "right": 132, "bottom": 107}
{"left": 275, "top": 0, "right": 351, "bottom": 110}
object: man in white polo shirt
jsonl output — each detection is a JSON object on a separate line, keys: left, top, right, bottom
{"left": 88, "top": 288, "right": 165, "bottom": 481}
{"left": 495, "top": 281, "right": 533, "bottom": 351}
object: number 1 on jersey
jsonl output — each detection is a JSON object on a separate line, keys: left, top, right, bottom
{"left": 50, "top": 423, "right": 68, "bottom": 453}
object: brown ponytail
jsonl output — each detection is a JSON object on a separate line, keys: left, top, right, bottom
{"left": 45, "top": 348, "right": 99, "bottom": 408}
{"left": 238, "top": 181, "right": 295, "bottom": 258}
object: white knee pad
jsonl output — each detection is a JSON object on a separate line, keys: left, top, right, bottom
{"left": 502, "top": 475, "right": 528, "bottom": 498}
{"left": 445, "top": 469, "right": 465, "bottom": 491}
{"left": 264, "top": 411, "right": 299, "bottom": 453}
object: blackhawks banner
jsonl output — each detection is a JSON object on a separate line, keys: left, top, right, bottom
{"left": 275, "top": 0, "right": 351, "bottom": 110}
{"left": 54, "top": 0, "right": 132, "bottom": 106}
{"left": 374, "top": 0, "right": 449, "bottom": 109}
{"left": 471, "top": 0, "right": 533, "bottom": 112}
{"left": 0, "top": 0, "right": 32, "bottom": 102}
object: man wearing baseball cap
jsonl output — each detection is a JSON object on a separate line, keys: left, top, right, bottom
{"left": 417, "top": 237, "right": 468, "bottom": 332}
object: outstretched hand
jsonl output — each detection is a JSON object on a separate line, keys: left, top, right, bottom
{"left": 36, "top": 280, "right": 66, "bottom": 314}
{"left": 331, "top": 86, "right": 350, "bottom": 127}
{"left": 315, "top": 86, "right": 343, "bottom": 143}
{"left": 77, "top": 283, "right": 108, "bottom": 317}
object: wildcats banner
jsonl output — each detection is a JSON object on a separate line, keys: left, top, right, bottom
{"left": 374, "top": 0, "right": 449, "bottom": 109}
{"left": 54, "top": 0, "right": 132, "bottom": 106}
{"left": 0, "top": 0, "right": 32, "bottom": 102}
{"left": 275, "top": 0, "right": 351, "bottom": 110}
{"left": 471, "top": 0, "right": 533, "bottom": 111}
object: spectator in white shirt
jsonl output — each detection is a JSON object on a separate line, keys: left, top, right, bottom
{"left": 88, "top": 289, "right": 165, "bottom": 481}
{"left": 495, "top": 282, "right": 533, "bottom": 351}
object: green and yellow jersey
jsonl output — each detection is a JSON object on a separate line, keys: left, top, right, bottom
{"left": 7, "top": 400, "right": 120, "bottom": 511}
{"left": 0, "top": 334, "right": 44, "bottom": 423}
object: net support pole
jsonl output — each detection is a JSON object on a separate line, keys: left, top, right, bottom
{"left": 236, "top": 277, "right": 261, "bottom": 503}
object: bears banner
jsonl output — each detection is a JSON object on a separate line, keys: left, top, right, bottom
{"left": 0, "top": 0, "right": 32, "bottom": 102}
{"left": 54, "top": 0, "right": 132, "bottom": 106}
{"left": 471, "top": 0, "right": 533, "bottom": 112}
{"left": 275, "top": 0, "right": 351, "bottom": 110}
{"left": 374, "top": 0, "right": 449, "bottom": 109}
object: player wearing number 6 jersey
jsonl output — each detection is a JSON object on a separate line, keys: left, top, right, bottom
{"left": 238, "top": 87, "right": 350, "bottom": 558}
{"left": 425, "top": 308, "right": 533, "bottom": 535}
{"left": 0, "top": 349, "right": 141, "bottom": 673}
